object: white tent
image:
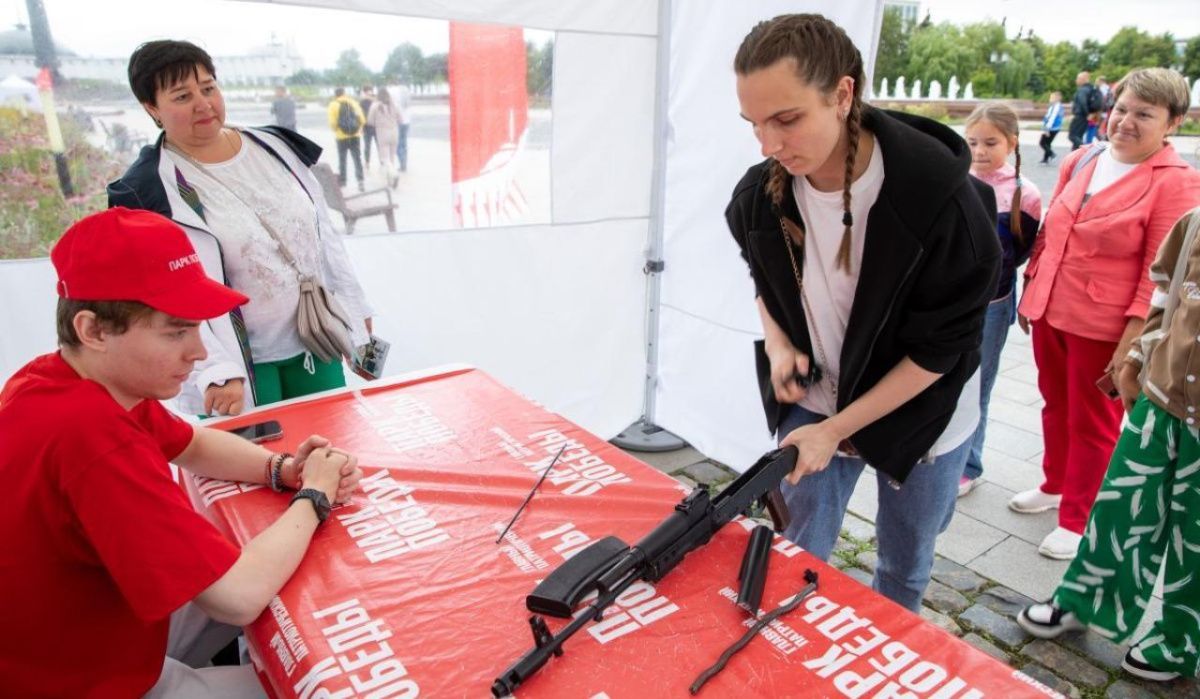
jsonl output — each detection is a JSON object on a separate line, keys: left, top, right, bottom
{"left": 0, "top": 0, "right": 882, "bottom": 471}
{"left": 0, "top": 75, "right": 41, "bottom": 112}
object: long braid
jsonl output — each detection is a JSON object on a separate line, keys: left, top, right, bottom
{"left": 837, "top": 96, "right": 863, "bottom": 273}
{"left": 766, "top": 160, "right": 806, "bottom": 251}
{"left": 1010, "top": 146, "right": 1024, "bottom": 245}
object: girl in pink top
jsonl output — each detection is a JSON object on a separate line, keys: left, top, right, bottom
{"left": 1011, "top": 68, "right": 1200, "bottom": 559}
{"left": 960, "top": 103, "right": 1043, "bottom": 497}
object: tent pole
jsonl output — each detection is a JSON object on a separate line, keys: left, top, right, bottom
{"left": 612, "top": 0, "right": 685, "bottom": 453}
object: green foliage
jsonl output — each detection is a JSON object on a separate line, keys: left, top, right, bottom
{"left": 0, "top": 108, "right": 123, "bottom": 259}
{"left": 526, "top": 39, "right": 553, "bottom": 97}
{"left": 875, "top": 7, "right": 912, "bottom": 86}
{"left": 382, "top": 42, "right": 425, "bottom": 85}
{"left": 285, "top": 69, "right": 322, "bottom": 86}
{"left": 326, "top": 49, "right": 374, "bottom": 89}
{"left": 872, "top": 15, "right": 1196, "bottom": 101}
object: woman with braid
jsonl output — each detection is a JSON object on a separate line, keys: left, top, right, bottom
{"left": 726, "top": 13, "right": 1000, "bottom": 610}
{"left": 958, "top": 103, "right": 1042, "bottom": 497}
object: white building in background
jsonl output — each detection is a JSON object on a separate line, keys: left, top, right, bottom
{"left": 0, "top": 24, "right": 304, "bottom": 86}
{"left": 884, "top": 0, "right": 920, "bottom": 24}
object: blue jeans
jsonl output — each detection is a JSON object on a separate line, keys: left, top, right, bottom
{"left": 964, "top": 292, "right": 1015, "bottom": 480}
{"left": 777, "top": 404, "right": 970, "bottom": 611}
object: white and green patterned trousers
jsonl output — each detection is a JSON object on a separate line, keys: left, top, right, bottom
{"left": 1054, "top": 395, "right": 1200, "bottom": 677}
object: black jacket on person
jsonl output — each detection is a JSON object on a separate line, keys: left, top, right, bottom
{"left": 1069, "top": 83, "right": 1098, "bottom": 142}
{"left": 725, "top": 108, "right": 1001, "bottom": 483}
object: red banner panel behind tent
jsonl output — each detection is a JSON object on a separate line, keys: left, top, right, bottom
{"left": 449, "top": 22, "right": 531, "bottom": 228}
{"left": 190, "top": 368, "right": 1065, "bottom": 698}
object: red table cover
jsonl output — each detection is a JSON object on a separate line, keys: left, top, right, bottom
{"left": 188, "top": 367, "right": 1063, "bottom": 698}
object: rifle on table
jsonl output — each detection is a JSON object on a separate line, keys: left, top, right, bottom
{"left": 491, "top": 445, "right": 798, "bottom": 697}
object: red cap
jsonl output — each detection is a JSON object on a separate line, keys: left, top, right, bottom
{"left": 51, "top": 208, "right": 248, "bottom": 320}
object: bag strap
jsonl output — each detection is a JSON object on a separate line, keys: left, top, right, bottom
{"left": 1162, "top": 209, "right": 1200, "bottom": 329}
{"left": 1069, "top": 143, "right": 1106, "bottom": 181}
{"left": 165, "top": 135, "right": 307, "bottom": 278}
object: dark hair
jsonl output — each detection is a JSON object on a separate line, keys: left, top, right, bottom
{"left": 127, "top": 39, "right": 216, "bottom": 105}
{"left": 334, "top": 87, "right": 346, "bottom": 97}
{"left": 734, "top": 14, "right": 866, "bottom": 273}
{"left": 56, "top": 299, "right": 155, "bottom": 348}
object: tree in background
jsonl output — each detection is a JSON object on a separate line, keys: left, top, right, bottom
{"left": 327, "top": 49, "right": 373, "bottom": 88}
{"left": 906, "top": 22, "right": 977, "bottom": 90}
{"left": 875, "top": 7, "right": 912, "bottom": 88}
{"left": 1098, "top": 27, "right": 1177, "bottom": 82}
{"left": 383, "top": 42, "right": 425, "bottom": 85}
{"left": 285, "top": 68, "right": 322, "bottom": 86}
{"left": 1184, "top": 36, "right": 1200, "bottom": 78}
{"left": 526, "top": 40, "right": 553, "bottom": 98}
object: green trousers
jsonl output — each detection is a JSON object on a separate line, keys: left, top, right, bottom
{"left": 252, "top": 352, "right": 346, "bottom": 406}
{"left": 1054, "top": 395, "right": 1200, "bottom": 677}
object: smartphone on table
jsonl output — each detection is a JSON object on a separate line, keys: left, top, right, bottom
{"left": 224, "top": 420, "right": 284, "bottom": 444}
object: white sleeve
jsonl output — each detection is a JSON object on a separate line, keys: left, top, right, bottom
{"left": 192, "top": 319, "right": 249, "bottom": 395}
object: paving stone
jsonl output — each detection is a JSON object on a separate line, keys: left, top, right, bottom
{"left": 919, "top": 606, "right": 963, "bottom": 637}
{"left": 958, "top": 604, "right": 1032, "bottom": 649}
{"left": 632, "top": 445, "right": 704, "bottom": 474}
{"left": 1020, "top": 640, "right": 1108, "bottom": 688}
{"left": 856, "top": 550, "right": 878, "bottom": 573}
{"left": 962, "top": 632, "right": 1007, "bottom": 662}
{"left": 969, "top": 537, "right": 1070, "bottom": 601}
{"left": 977, "top": 586, "right": 1036, "bottom": 619}
{"left": 1019, "top": 663, "right": 1082, "bottom": 698}
{"left": 983, "top": 420, "right": 1044, "bottom": 460}
{"left": 846, "top": 470, "right": 879, "bottom": 523}
{"left": 681, "top": 460, "right": 733, "bottom": 485}
{"left": 934, "top": 510, "right": 1007, "bottom": 565}
{"left": 1145, "top": 677, "right": 1200, "bottom": 698}
{"left": 954, "top": 481, "right": 1060, "bottom": 546}
{"left": 843, "top": 567, "right": 874, "bottom": 588}
{"left": 930, "top": 557, "right": 987, "bottom": 593}
{"left": 986, "top": 396, "right": 1045, "bottom": 435}
{"left": 978, "top": 447, "right": 1047, "bottom": 495}
{"left": 841, "top": 514, "right": 876, "bottom": 542}
{"left": 923, "top": 579, "right": 971, "bottom": 615}
{"left": 672, "top": 474, "right": 697, "bottom": 490}
{"left": 1105, "top": 681, "right": 1160, "bottom": 699}
{"left": 1058, "top": 631, "right": 1127, "bottom": 672}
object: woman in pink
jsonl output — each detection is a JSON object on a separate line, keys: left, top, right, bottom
{"left": 1011, "top": 68, "right": 1200, "bottom": 559}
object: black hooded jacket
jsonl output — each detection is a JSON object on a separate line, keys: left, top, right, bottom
{"left": 725, "top": 108, "right": 1001, "bottom": 482}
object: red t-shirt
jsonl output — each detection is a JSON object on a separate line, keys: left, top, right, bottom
{"left": 0, "top": 353, "right": 240, "bottom": 697}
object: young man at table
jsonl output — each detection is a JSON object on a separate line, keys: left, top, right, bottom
{"left": 0, "top": 208, "right": 363, "bottom": 698}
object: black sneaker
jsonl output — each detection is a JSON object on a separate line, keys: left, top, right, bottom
{"left": 1121, "top": 646, "right": 1180, "bottom": 682}
{"left": 1017, "top": 603, "right": 1082, "bottom": 639}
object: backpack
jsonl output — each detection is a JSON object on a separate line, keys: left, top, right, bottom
{"left": 1086, "top": 85, "right": 1103, "bottom": 114}
{"left": 336, "top": 99, "right": 361, "bottom": 133}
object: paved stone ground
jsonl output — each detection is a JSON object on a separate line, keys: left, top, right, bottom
{"left": 618, "top": 322, "right": 1200, "bottom": 697}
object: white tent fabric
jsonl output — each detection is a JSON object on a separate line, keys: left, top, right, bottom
{"left": 0, "top": 74, "right": 41, "bottom": 112}
{"left": 0, "top": 0, "right": 881, "bottom": 463}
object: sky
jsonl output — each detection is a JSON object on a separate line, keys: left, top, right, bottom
{"left": 3, "top": 0, "right": 1197, "bottom": 71}
{"left": 4, "top": 0, "right": 551, "bottom": 70}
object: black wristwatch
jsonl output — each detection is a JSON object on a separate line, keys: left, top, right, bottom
{"left": 291, "top": 488, "right": 332, "bottom": 523}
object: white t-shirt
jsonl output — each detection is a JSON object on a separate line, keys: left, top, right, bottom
{"left": 791, "top": 138, "right": 979, "bottom": 457}
{"left": 1086, "top": 148, "right": 1137, "bottom": 196}
{"left": 168, "top": 137, "right": 323, "bottom": 363}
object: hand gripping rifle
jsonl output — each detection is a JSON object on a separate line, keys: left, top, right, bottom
{"left": 491, "top": 445, "right": 798, "bottom": 696}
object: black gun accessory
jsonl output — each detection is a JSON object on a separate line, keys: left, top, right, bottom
{"left": 490, "top": 445, "right": 799, "bottom": 697}
{"left": 792, "top": 362, "right": 823, "bottom": 389}
{"left": 496, "top": 445, "right": 567, "bottom": 544}
{"left": 736, "top": 524, "right": 774, "bottom": 615}
{"left": 689, "top": 569, "right": 819, "bottom": 694}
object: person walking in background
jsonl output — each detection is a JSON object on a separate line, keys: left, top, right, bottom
{"left": 958, "top": 103, "right": 1043, "bottom": 497}
{"left": 1068, "top": 71, "right": 1101, "bottom": 151}
{"left": 1040, "top": 91, "right": 1064, "bottom": 164}
{"left": 270, "top": 85, "right": 296, "bottom": 132}
{"left": 328, "top": 87, "right": 365, "bottom": 190}
{"left": 1011, "top": 67, "right": 1200, "bottom": 559}
{"left": 1018, "top": 208, "right": 1200, "bottom": 685}
{"left": 367, "top": 87, "right": 402, "bottom": 188}
{"left": 727, "top": 13, "right": 999, "bottom": 612}
{"left": 395, "top": 82, "right": 412, "bottom": 172}
{"left": 1096, "top": 76, "right": 1114, "bottom": 142}
{"left": 359, "top": 85, "right": 376, "bottom": 170}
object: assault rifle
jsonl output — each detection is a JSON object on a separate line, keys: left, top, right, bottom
{"left": 491, "top": 445, "right": 799, "bottom": 696}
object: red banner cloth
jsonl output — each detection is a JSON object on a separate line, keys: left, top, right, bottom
{"left": 189, "top": 368, "right": 1063, "bottom": 698}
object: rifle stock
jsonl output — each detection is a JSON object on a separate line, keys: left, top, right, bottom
{"left": 492, "top": 445, "right": 798, "bottom": 696}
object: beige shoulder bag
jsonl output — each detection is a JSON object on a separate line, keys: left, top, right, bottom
{"left": 167, "top": 137, "right": 357, "bottom": 364}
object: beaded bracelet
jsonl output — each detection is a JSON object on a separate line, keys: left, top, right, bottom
{"left": 266, "top": 452, "right": 294, "bottom": 492}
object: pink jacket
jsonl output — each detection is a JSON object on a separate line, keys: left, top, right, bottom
{"left": 1019, "top": 143, "right": 1200, "bottom": 342}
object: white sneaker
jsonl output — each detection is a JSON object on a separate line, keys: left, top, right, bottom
{"left": 1122, "top": 646, "right": 1181, "bottom": 682}
{"left": 1009, "top": 488, "right": 1062, "bottom": 514}
{"left": 1017, "top": 602, "right": 1083, "bottom": 639}
{"left": 1038, "top": 526, "right": 1083, "bottom": 560}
